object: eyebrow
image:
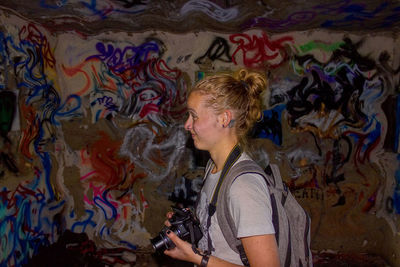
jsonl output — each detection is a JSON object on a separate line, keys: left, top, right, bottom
{"left": 187, "top": 107, "right": 196, "bottom": 113}
{"left": 187, "top": 108, "right": 197, "bottom": 116}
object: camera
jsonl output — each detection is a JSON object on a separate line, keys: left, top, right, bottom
{"left": 150, "top": 207, "right": 203, "bottom": 253}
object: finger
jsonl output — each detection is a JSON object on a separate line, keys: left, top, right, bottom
{"left": 166, "top": 230, "right": 182, "bottom": 246}
{"left": 164, "top": 220, "right": 171, "bottom": 227}
{"left": 163, "top": 246, "right": 177, "bottom": 257}
{"left": 166, "top": 211, "right": 174, "bottom": 218}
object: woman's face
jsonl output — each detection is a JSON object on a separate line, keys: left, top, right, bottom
{"left": 184, "top": 91, "right": 222, "bottom": 152}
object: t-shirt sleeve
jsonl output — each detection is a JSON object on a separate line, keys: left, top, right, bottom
{"left": 228, "top": 173, "right": 275, "bottom": 238}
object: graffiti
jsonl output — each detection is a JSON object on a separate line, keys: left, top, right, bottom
{"left": 119, "top": 58, "right": 187, "bottom": 126}
{"left": 323, "top": 137, "right": 351, "bottom": 206}
{"left": 95, "top": 95, "right": 118, "bottom": 110}
{"left": 342, "top": 118, "right": 382, "bottom": 171}
{"left": 392, "top": 156, "right": 400, "bottom": 214}
{"left": 241, "top": 11, "right": 316, "bottom": 31}
{"left": 75, "top": 131, "right": 148, "bottom": 248}
{"left": 63, "top": 41, "right": 186, "bottom": 126}
{"left": 180, "top": 0, "right": 239, "bottom": 22}
{"left": 293, "top": 188, "right": 324, "bottom": 201}
{"left": 379, "top": 51, "right": 400, "bottom": 76}
{"left": 80, "top": 131, "right": 145, "bottom": 196}
{"left": 80, "top": 0, "right": 149, "bottom": 17}
{"left": 40, "top": 0, "right": 149, "bottom": 20}
{"left": 81, "top": 0, "right": 116, "bottom": 19}
{"left": 285, "top": 68, "right": 368, "bottom": 136}
{"left": 251, "top": 104, "right": 285, "bottom": 146}
{"left": 295, "top": 40, "right": 345, "bottom": 54}
{"left": 230, "top": 31, "right": 293, "bottom": 69}
{"left": 169, "top": 175, "right": 202, "bottom": 208}
{"left": 19, "top": 104, "right": 40, "bottom": 162}
{"left": 114, "top": 0, "right": 149, "bottom": 9}
{"left": 284, "top": 39, "right": 384, "bottom": 212}
{"left": 62, "top": 57, "right": 128, "bottom": 100}
{"left": 40, "top": 0, "right": 68, "bottom": 9}
{"left": 120, "top": 123, "right": 187, "bottom": 180}
{"left": 281, "top": 36, "right": 386, "bottom": 214}
{"left": 90, "top": 93, "right": 119, "bottom": 122}
{"left": 315, "top": 0, "right": 397, "bottom": 29}
{"left": 378, "top": 51, "right": 400, "bottom": 97}
{"left": 325, "top": 138, "right": 351, "bottom": 185}
{"left": 285, "top": 38, "right": 386, "bottom": 139}
{"left": 0, "top": 184, "right": 65, "bottom": 266}
{"left": 86, "top": 41, "right": 160, "bottom": 74}
{"left": 241, "top": 0, "right": 400, "bottom": 31}
{"left": 279, "top": 147, "right": 323, "bottom": 180}
{"left": 176, "top": 54, "right": 192, "bottom": 64}
{"left": 195, "top": 37, "right": 232, "bottom": 64}
{"left": 0, "top": 8, "right": 399, "bottom": 266}
{"left": 19, "top": 23, "right": 56, "bottom": 69}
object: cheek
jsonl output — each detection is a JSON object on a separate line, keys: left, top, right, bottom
{"left": 193, "top": 118, "right": 218, "bottom": 134}
{"left": 192, "top": 121, "right": 202, "bottom": 133}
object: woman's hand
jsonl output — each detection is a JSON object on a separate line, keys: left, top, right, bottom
{"left": 164, "top": 211, "right": 174, "bottom": 227}
{"left": 163, "top": 230, "right": 202, "bottom": 265}
{"left": 164, "top": 231, "right": 246, "bottom": 267}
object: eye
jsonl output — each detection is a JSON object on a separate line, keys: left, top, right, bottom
{"left": 187, "top": 111, "right": 198, "bottom": 121}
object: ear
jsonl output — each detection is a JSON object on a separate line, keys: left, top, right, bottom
{"left": 221, "top": 110, "right": 234, "bottom": 128}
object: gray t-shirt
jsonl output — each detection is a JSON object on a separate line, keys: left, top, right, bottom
{"left": 196, "top": 153, "right": 275, "bottom": 265}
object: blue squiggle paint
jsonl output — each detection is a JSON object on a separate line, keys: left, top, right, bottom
{"left": 71, "top": 209, "right": 96, "bottom": 233}
{"left": 86, "top": 41, "right": 159, "bottom": 73}
{"left": 119, "top": 240, "right": 137, "bottom": 250}
{"left": 52, "top": 94, "right": 82, "bottom": 125}
{"left": 40, "top": 0, "right": 68, "bottom": 9}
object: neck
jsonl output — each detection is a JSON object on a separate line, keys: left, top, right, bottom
{"left": 209, "top": 138, "right": 239, "bottom": 173}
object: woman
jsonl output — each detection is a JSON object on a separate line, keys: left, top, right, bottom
{"left": 164, "top": 69, "right": 280, "bottom": 267}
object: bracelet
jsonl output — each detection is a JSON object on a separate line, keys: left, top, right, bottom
{"left": 200, "top": 255, "right": 210, "bottom": 267}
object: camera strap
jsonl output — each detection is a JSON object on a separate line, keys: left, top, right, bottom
{"left": 205, "top": 144, "right": 242, "bottom": 254}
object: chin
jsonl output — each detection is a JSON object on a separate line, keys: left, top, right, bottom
{"left": 193, "top": 140, "right": 206, "bottom": 151}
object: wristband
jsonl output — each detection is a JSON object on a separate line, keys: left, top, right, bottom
{"left": 200, "top": 255, "right": 210, "bottom": 267}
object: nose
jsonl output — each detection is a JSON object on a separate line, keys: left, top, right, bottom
{"left": 184, "top": 116, "right": 192, "bottom": 131}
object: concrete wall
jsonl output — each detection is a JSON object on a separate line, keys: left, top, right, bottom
{"left": 0, "top": 10, "right": 399, "bottom": 266}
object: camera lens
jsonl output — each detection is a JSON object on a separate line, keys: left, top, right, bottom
{"left": 151, "top": 234, "right": 168, "bottom": 253}
{"left": 150, "top": 207, "right": 203, "bottom": 254}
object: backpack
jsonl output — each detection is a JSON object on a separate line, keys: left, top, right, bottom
{"left": 204, "top": 145, "right": 312, "bottom": 266}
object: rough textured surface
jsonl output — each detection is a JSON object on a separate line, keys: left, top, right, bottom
{"left": 0, "top": 1, "right": 399, "bottom": 267}
{"left": 0, "top": 0, "right": 399, "bottom": 34}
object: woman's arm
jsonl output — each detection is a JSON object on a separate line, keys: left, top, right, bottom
{"left": 164, "top": 231, "right": 279, "bottom": 267}
{"left": 241, "top": 234, "right": 280, "bottom": 267}
{"left": 164, "top": 231, "right": 242, "bottom": 266}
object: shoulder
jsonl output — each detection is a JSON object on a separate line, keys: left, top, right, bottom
{"left": 230, "top": 171, "right": 269, "bottom": 199}
{"left": 231, "top": 153, "right": 268, "bottom": 190}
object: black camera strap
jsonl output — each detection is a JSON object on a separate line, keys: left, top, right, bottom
{"left": 205, "top": 144, "right": 242, "bottom": 254}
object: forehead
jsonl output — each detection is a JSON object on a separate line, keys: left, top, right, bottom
{"left": 187, "top": 91, "right": 209, "bottom": 111}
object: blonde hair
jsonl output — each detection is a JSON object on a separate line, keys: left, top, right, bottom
{"left": 191, "top": 69, "right": 268, "bottom": 149}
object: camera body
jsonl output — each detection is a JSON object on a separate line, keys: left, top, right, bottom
{"left": 151, "top": 207, "right": 203, "bottom": 253}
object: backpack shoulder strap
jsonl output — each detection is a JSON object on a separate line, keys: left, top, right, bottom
{"left": 216, "top": 160, "right": 267, "bottom": 258}
{"left": 265, "top": 163, "right": 288, "bottom": 193}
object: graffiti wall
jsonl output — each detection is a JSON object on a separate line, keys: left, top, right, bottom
{"left": 0, "top": 10, "right": 399, "bottom": 266}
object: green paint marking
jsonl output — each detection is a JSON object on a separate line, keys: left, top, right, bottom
{"left": 297, "top": 41, "right": 345, "bottom": 53}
